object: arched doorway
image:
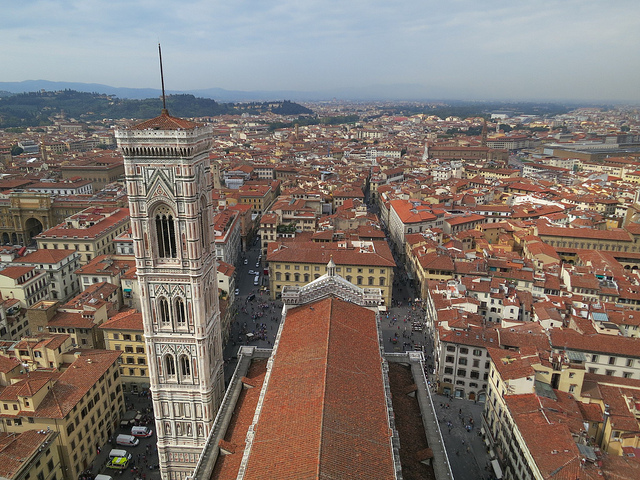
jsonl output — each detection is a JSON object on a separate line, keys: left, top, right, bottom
{"left": 24, "top": 218, "right": 43, "bottom": 245}
{"left": 11, "top": 233, "right": 17, "bottom": 245}
{"left": 1, "top": 233, "right": 8, "bottom": 244}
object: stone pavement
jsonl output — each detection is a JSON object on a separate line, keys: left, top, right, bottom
{"left": 432, "top": 394, "right": 493, "bottom": 480}
{"left": 88, "top": 393, "right": 161, "bottom": 480}
{"left": 384, "top": 242, "right": 493, "bottom": 480}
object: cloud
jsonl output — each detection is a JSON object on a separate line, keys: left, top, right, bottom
{"left": 1, "top": 0, "right": 639, "bottom": 101}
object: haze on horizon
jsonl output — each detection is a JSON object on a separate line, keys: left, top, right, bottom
{"left": 3, "top": 0, "right": 640, "bottom": 103}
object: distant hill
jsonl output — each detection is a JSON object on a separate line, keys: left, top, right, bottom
{"left": 0, "top": 90, "right": 313, "bottom": 128}
{"left": 0, "top": 80, "right": 325, "bottom": 102}
{"left": 0, "top": 80, "right": 446, "bottom": 102}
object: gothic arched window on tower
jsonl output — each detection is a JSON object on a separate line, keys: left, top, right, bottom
{"left": 175, "top": 297, "right": 186, "bottom": 326}
{"left": 155, "top": 206, "right": 177, "bottom": 258}
{"left": 158, "top": 297, "right": 171, "bottom": 325}
{"left": 165, "top": 355, "right": 176, "bottom": 377}
{"left": 200, "top": 196, "right": 209, "bottom": 252}
{"left": 180, "top": 355, "right": 191, "bottom": 378}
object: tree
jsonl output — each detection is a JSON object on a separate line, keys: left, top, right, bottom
{"left": 10, "top": 145, "right": 23, "bottom": 156}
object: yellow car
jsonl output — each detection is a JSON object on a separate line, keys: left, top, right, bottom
{"left": 107, "top": 457, "right": 130, "bottom": 470}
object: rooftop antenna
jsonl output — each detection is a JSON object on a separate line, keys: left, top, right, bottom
{"left": 158, "top": 43, "right": 167, "bottom": 113}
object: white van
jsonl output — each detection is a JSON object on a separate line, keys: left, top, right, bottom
{"left": 253, "top": 275, "right": 260, "bottom": 286}
{"left": 109, "top": 449, "right": 132, "bottom": 461}
{"left": 131, "top": 426, "right": 153, "bottom": 438}
{"left": 95, "top": 475, "right": 113, "bottom": 480}
{"left": 116, "top": 434, "right": 139, "bottom": 447}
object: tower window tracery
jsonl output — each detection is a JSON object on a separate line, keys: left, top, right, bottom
{"left": 175, "top": 297, "right": 186, "bottom": 326}
{"left": 180, "top": 355, "right": 191, "bottom": 378}
{"left": 200, "top": 196, "right": 209, "bottom": 252}
{"left": 165, "top": 355, "right": 176, "bottom": 377}
{"left": 159, "top": 297, "right": 171, "bottom": 325}
{"left": 155, "top": 205, "right": 177, "bottom": 258}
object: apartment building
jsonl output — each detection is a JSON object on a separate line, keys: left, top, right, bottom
{"left": 213, "top": 209, "right": 241, "bottom": 266}
{"left": 12, "top": 249, "right": 81, "bottom": 303}
{"left": 388, "top": 199, "right": 441, "bottom": 255}
{"left": 332, "top": 186, "right": 364, "bottom": 211}
{"left": 238, "top": 182, "right": 278, "bottom": 215}
{"left": 27, "top": 282, "right": 118, "bottom": 350}
{"left": 550, "top": 329, "right": 640, "bottom": 380}
{"left": 60, "top": 154, "right": 124, "bottom": 190}
{"left": 36, "top": 207, "right": 130, "bottom": 264}
{"left": 0, "top": 430, "right": 63, "bottom": 480}
{"left": 99, "top": 309, "right": 148, "bottom": 394}
{"left": 436, "top": 327, "right": 497, "bottom": 401}
{"left": 0, "top": 349, "right": 124, "bottom": 480}
{"left": 25, "top": 179, "right": 93, "bottom": 197}
{"left": 0, "top": 297, "right": 29, "bottom": 340}
{"left": 484, "top": 348, "right": 580, "bottom": 480}
{"left": 259, "top": 213, "right": 278, "bottom": 258}
{"left": 0, "top": 266, "right": 50, "bottom": 308}
{"left": 266, "top": 239, "right": 395, "bottom": 305}
{"left": 483, "top": 345, "right": 640, "bottom": 479}
{"left": 74, "top": 254, "right": 135, "bottom": 293}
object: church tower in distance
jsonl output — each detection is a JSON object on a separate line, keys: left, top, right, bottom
{"left": 116, "top": 109, "right": 225, "bottom": 480}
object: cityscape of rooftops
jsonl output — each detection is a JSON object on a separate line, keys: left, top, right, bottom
{"left": 1, "top": 2, "right": 640, "bottom": 480}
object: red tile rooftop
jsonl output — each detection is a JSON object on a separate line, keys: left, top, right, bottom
{"left": 99, "top": 309, "right": 143, "bottom": 331}
{"left": 240, "top": 297, "right": 395, "bottom": 480}
{"left": 0, "top": 431, "right": 57, "bottom": 479}
{"left": 128, "top": 110, "right": 200, "bottom": 131}
{"left": 0, "top": 265, "right": 36, "bottom": 279}
{"left": 14, "top": 249, "right": 77, "bottom": 264}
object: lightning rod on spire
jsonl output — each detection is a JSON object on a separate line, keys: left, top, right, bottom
{"left": 158, "top": 43, "right": 167, "bottom": 113}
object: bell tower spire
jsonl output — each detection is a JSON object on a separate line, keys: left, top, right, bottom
{"left": 115, "top": 53, "right": 224, "bottom": 479}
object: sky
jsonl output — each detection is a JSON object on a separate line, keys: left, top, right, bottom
{"left": 3, "top": 0, "right": 640, "bottom": 102}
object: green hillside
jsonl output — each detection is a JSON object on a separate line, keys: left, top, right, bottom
{"left": 0, "top": 90, "right": 313, "bottom": 128}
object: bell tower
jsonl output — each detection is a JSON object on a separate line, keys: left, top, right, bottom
{"left": 116, "top": 109, "right": 224, "bottom": 480}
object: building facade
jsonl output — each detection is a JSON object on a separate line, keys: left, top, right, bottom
{"left": 116, "top": 110, "right": 225, "bottom": 480}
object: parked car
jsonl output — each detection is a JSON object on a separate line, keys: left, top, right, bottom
{"left": 116, "top": 434, "right": 139, "bottom": 447}
{"left": 131, "top": 426, "right": 153, "bottom": 438}
{"left": 107, "top": 457, "right": 130, "bottom": 470}
{"left": 248, "top": 270, "right": 255, "bottom": 275}
{"left": 234, "top": 288, "right": 240, "bottom": 295}
{"left": 244, "top": 259, "right": 248, "bottom": 265}
{"left": 108, "top": 450, "right": 131, "bottom": 461}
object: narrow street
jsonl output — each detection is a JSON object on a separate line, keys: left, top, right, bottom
{"left": 222, "top": 229, "right": 490, "bottom": 479}
{"left": 381, "top": 222, "right": 490, "bottom": 480}
{"left": 222, "top": 237, "right": 282, "bottom": 385}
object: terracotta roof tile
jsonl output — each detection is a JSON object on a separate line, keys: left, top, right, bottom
{"left": 99, "top": 309, "right": 143, "bottom": 331}
{"left": 241, "top": 297, "right": 395, "bottom": 480}
{"left": 129, "top": 110, "right": 199, "bottom": 130}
